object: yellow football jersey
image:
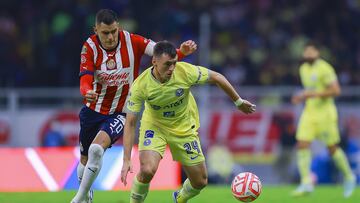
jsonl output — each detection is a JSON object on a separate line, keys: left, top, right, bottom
{"left": 127, "top": 61, "right": 209, "bottom": 136}
{"left": 299, "top": 58, "right": 338, "bottom": 117}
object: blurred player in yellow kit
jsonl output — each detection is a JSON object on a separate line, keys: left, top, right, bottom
{"left": 120, "top": 41, "right": 256, "bottom": 203}
{"left": 291, "top": 42, "right": 356, "bottom": 197}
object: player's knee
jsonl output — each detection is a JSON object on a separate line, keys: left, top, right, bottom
{"left": 88, "top": 144, "right": 104, "bottom": 160}
{"left": 328, "top": 145, "right": 338, "bottom": 155}
{"left": 192, "top": 176, "right": 208, "bottom": 190}
{"left": 297, "top": 141, "right": 310, "bottom": 149}
{"left": 139, "top": 165, "right": 156, "bottom": 180}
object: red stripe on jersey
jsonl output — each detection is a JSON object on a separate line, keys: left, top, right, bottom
{"left": 90, "top": 35, "right": 104, "bottom": 67}
{"left": 115, "top": 84, "right": 129, "bottom": 112}
{"left": 100, "top": 86, "right": 118, "bottom": 114}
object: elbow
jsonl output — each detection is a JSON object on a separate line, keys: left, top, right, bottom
{"left": 334, "top": 86, "right": 341, "bottom": 97}
{"left": 334, "top": 88, "right": 341, "bottom": 97}
{"left": 212, "top": 72, "right": 225, "bottom": 84}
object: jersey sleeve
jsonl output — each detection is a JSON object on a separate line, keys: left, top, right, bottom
{"left": 185, "top": 63, "right": 210, "bottom": 85}
{"left": 127, "top": 81, "right": 145, "bottom": 113}
{"left": 321, "top": 63, "right": 337, "bottom": 85}
{"left": 130, "top": 33, "right": 154, "bottom": 56}
{"left": 79, "top": 42, "right": 95, "bottom": 77}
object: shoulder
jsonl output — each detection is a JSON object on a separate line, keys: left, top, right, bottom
{"left": 133, "top": 67, "right": 151, "bottom": 87}
{"left": 317, "top": 59, "right": 335, "bottom": 72}
{"left": 299, "top": 62, "right": 308, "bottom": 71}
{"left": 176, "top": 61, "right": 197, "bottom": 72}
{"left": 84, "top": 34, "right": 99, "bottom": 46}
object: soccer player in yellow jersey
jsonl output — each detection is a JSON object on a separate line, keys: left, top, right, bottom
{"left": 291, "top": 42, "right": 355, "bottom": 197}
{"left": 120, "top": 41, "right": 256, "bottom": 203}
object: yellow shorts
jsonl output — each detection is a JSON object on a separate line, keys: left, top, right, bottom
{"left": 296, "top": 112, "right": 340, "bottom": 146}
{"left": 138, "top": 122, "right": 205, "bottom": 166}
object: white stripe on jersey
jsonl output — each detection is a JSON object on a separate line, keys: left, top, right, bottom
{"left": 122, "top": 31, "right": 135, "bottom": 112}
{"left": 95, "top": 83, "right": 108, "bottom": 112}
{"left": 86, "top": 38, "right": 98, "bottom": 63}
{"left": 100, "top": 49, "right": 108, "bottom": 71}
{"left": 144, "top": 40, "right": 156, "bottom": 56}
{"left": 108, "top": 44, "right": 123, "bottom": 114}
{"left": 94, "top": 48, "right": 109, "bottom": 112}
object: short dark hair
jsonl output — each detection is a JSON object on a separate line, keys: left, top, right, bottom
{"left": 153, "top": 41, "right": 177, "bottom": 58}
{"left": 95, "top": 9, "right": 118, "bottom": 25}
{"left": 305, "top": 40, "right": 320, "bottom": 49}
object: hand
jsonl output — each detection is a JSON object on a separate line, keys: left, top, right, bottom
{"left": 85, "top": 90, "right": 98, "bottom": 103}
{"left": 121, "top": 159, "right": 133, "bottom": 186}
{"left": 238, "top": 100, "right": 256, "bottom": 114}
{"left": 291, "top": 90, "right": 316, "bottom": 104}
{"left": 291, "top": 94, "right": 304, "bottom": 104}
{"left": 179, "top": 40, "right": 197, "bottom": 56}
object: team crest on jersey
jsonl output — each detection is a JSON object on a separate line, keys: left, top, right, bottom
{"left": 81, "top": 45, "right": 87, "bottom": 54}
{"left": 175, "top": 88, "right": 184, "bottom": 97}
{"left": 106, "top": 58, "right": 116, "bottom": 70}
{"left": 311, "top": 74, "right": 317, "bottom": 81}
{"left": 144, "top": 139, "right": 151, "bottom": 146}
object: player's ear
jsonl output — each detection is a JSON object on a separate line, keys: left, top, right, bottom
{"left": 152, "top": 57, "right": 156, "bottom": 66}
{"left": 93, "top": 26, "right": 97, "bottom": 34}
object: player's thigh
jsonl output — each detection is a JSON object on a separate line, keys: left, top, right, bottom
{"left": 317, "top": 121, "right": 340, "bottom": 146}
{"left": 182, "top": 162, "right": 208, "bottom": 188}
{"left": 296, "top": 116, "right": 316, "bottom": 143}
{"left": 168, "top": 133, "right": 205, "bottom": 166}
{"left": 99, "top": 113, "right": 126, "bottom": 147}
{"left": 138, "top": 123, "right": 167, "bottom": 157}
{"left": 79, "top": 121, "right": 100, "bottom": 156}
{"left": 139, "top": 150, "right": 162, "bottom": 173}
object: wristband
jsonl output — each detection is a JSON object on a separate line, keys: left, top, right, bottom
{"left": 234, "top": 98, "right": 244, "bottom": 107}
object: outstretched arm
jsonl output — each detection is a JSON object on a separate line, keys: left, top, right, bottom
{"left": 177, "top": 40, "right": 197, "bottom": 59}
{"left": 120, "top": 112, "right": 138, "bottom": 186}
{"left": 207, "top": 70, "right": 256, "bottom": 114}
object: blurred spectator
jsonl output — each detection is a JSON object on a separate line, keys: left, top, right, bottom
{"left": 0, "top": 0, "right": 359, "bottom": 87}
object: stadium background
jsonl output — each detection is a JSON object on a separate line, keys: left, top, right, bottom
{"left": 0, "top": 0, "right": 359, "bottom": 202}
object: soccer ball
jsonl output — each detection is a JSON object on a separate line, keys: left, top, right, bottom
{"left": 231, "top": 172, "right": 262, "bottom": 202}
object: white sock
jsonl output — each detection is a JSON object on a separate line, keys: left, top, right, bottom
{"left": 77, "top": 162, "right": 85, "bottom": 183}
{"left": 72, "top": 144, "right": 104, "bottom": 202}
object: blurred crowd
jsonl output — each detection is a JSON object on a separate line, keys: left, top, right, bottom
{"left": 1, "top": 0, "right": 360, "bottom": 87}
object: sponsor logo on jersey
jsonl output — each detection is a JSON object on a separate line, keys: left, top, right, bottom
{"left": 163, "top": 97, "right": 184, "bottom": 109}
{"left": 150, "top": 104, "right": 161, "bottom": 110}
{"left": 175, "top": 88, "right": 184, "bottom": 97}
{"left": 97, "top": 71, "right": 130, "bottom": 86}
{"left": 145, "top": 130, "right": 154, "bottom": 138}
{"left": 106, "top": 58, "right": 116, "bottom": 70}
{"left": 190, "top": 155, "right": 199, "bottom": 160}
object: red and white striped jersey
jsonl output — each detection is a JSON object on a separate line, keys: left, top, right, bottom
{"left": 79, "top": 30, "right": 156, "bottom": 115}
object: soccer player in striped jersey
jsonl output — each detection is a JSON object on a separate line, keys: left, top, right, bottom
{"left": 120, "top": 41, "right": 256, "bottom": 203}
{"left": 71, "top": 9, "right": 197, "bottom": 203}
{"left": 291, "top": 42, "right": 355, "bottom": 197}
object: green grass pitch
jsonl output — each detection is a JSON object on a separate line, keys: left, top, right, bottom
{"left": 0, "top": 185, "right": 358, "bottom": 203}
